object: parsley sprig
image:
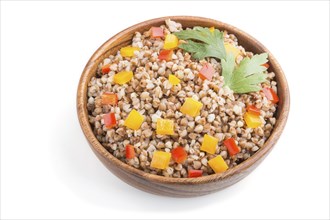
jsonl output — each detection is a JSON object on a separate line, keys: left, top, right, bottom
{"left": 174, "top": 27, "right": 226, "bottom": 60}
{"left": 174, "top": 27, "right": 268, "bottom": 94}
{"left": 221, "top": 53, "right": 268, "bottom": 93}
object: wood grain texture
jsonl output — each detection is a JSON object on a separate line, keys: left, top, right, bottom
{"left": 77, "top": 16, "right": 290, "bottom": 197}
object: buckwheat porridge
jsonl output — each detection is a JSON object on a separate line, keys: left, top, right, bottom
{"left": 87, "top": 19, "right": 279, "bottom": 178}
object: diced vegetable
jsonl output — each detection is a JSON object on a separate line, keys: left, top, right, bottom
{"left": 114, "top": 71, "right": 133, "bottom": 85}
{"left": 224, "top": 42, "right": 241, "bottom": 58}
{"left": 262, "top": 87, "right": 279, "bottom": 104}
{"left": 246, "top": 105, "right": 260, "bottom": 116}
{"left": 150, "top": 151, "right": 171, "bottom": 169}
{"left": 163, "top": 34, "right": 179, "bottom": 50}
{"left": 101, "top": 64, "right": 111, "bottom": 74}
{"left": 262, "top": 63, "right": 269, "bottom": 68}
{"left": 171, "top": 147, "right": 187, "bottom": 164}
{"left": 125, "top": 145, "right": 135, "bottom": 159}
{"left": 103, "top": 112, "right": 116, "bottom": 129}
{"left": 200, "top": 134, "right": 218, "bottom": 154}
{"left": 150, "top": 27, "right": 164, "bottom": 38}
{"left": 188, "top": 170, "right": 203, "bottom": 178}
{"left": 223, "top": 138, "right": 240, "bottom": 156}
{"left": 209, "top": 26, "right": 215, "bottom": 33}
{"left": 180, "top": 98, "right": 203, "bottom": 117}
{"left": 158, "top": 49, "right": 173, "bottom": 61}
{"left": 168, "top": 74, "right": 180, "bottom": 86}
{"left": 120, "top": 46, "right": 140, "bottom": 57}
{"left": 208, "top": 155, "right": 228, "bottom": 173}
{"left": 199, "top": 63, "right": 215, "bottom": 80}
{"left": 244, "top": 112, "right": 262, "bottom": 128}
{"left": 124, "top": 109, "right": 144, "bottom": 130}
{"left": 101, "top": 93, "right": 118, "bottom": 105}
{"left": 156, "top": 119, "right": 174, "bottom": 135}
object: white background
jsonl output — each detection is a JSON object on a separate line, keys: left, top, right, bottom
{"left": 1, "top": 1, "right": 329, "bottom": 219}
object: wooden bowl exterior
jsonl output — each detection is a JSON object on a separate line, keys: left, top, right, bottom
{"left": 77, "top": 16, "right": 290, "bottom": 197}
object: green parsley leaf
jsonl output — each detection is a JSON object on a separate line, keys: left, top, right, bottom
{"left": 221, "top": 53, "right": 268, "bottom": 93}
{"left": 174, "top": 27, "right": 226, "bottom": 60}
{"left": 175, "top": 26, "right": 269, "bottom": 94}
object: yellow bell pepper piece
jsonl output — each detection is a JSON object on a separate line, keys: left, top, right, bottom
{"left": 156, "top": 119, "right": 174, "bottom": 135}
{"left": 180, "top": 98, "right": 203, "bottom": 117}
{"left": 224, "top": 42, "right": 241, "bottom": 59}
{"left": 244, "top": 112, "right": 262, "bottom": 128}
{"left": 209, "top": 26, "right": 215, "bottom": 33}
{"left": 168, "top": 74, "right": 180, "bottom": 86}
{"left": 201, "top": 134, "right": 218, "bottom": 154}
{"left": 124, "top": 109, "right": 144, "bottom": 130}
{"left": 150, "top": 151, "right": 171, "bottom": 169}
{"left": 208, "top": 155, "right": 228, "bottom": 173}
{"left": 163, "top": 34, "right": 179, "bottom": 50}
{"left": 120, "top": 46, "right": 140, "bottom": 57}
{"left": 114, "top": 71, "right": 133, "bottom": 85}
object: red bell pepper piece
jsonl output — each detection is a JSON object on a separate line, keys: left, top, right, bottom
{"left": 103, "top": 112, "right": 116, "bottom": 129}
{"left": 171, "top": 146, "right": 187, "bottom": 164}
{"left": 188, "top": 170, "right": 203, "bottom": 178}
{"left": 101, "top": 64, "right": 111, "bottom": 74}
{"left": 125, "top": 145, "right": 135, "bottom": 159}
{"left": 199, "top": 63, "right": 215, "bottom": 80}
{"left": 262, "top": 87, "right": 279, "bottom": 104}
{"left": 223, "top": 138, "right": 240, "bottom": 156}
{"left": 101, "top": 93, "right": 118, "bottom": 105}
{"left": 150, "top": 27, "right": 164, "bottom": 38}
{"left": 246, "top": 105, "right": 260, "bottom": 116}
{"left": 158, "top": 49, "right": 173, "bottom": 61}
{"left": 262, "top": 63, "right": 270, "bottom": 69}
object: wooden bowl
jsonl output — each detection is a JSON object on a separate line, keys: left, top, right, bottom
{"left": 77, "top": 16, "right": 290, "bottom": 197}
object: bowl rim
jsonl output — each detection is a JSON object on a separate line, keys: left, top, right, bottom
{"left": 77, "top": 16, "right": 290, "bottom": 185}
